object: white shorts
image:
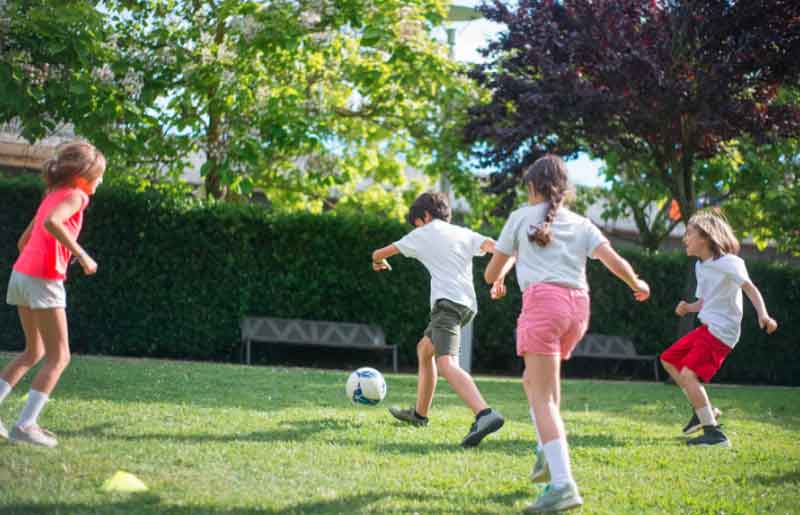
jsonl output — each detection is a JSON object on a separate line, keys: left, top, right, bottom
{"left": 5, "top": 270, "right": 67, "bottom": 310}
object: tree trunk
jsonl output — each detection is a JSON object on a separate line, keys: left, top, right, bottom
{"left": 675, "top": 154, "right": 698, "bottom": 338}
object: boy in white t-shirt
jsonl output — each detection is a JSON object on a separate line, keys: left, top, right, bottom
{"left": 371, "top": 192, "right": 506, "bottom": 448}
{"left": 661, "top": 209, "right": 778, "bottom": 447}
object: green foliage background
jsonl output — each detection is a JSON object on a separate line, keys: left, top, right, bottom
{"left": 1, "top": 176, "right": 797, "bottom": 384}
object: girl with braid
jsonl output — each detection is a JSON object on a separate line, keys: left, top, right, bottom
{"left": 485, "top": 155, "right": 650, "bottom": 513}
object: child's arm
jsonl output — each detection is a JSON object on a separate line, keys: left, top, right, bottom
{"left": 741, "top": 280, "right": 778, "bottom": 334}
{"left": 17, "top": 218, "right": 34, "bottom": 253}
{"left": 484, "top": 251, "right": 516, "bottom": 284}
{"left": 592, "top": 243, "right": 650, "bottom": 301}
{"left": 675, "top": 299, "right": 703, "bottom": 317}
{"left": 371, "top": 244, "right": 400, "bottom": 272}
{"left": 43, "top": 192, "right": 97, "bottom": 275}
{"left": 480, "top": 238, "right": 496, "bottom": 254}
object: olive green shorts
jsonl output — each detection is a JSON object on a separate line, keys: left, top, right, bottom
{"left": 423, "top": 299, "right": 475, "bottom": 357}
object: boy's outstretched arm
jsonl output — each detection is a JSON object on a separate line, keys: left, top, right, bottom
{"left": 372, "top": 244, "right": 400, "bottom": 271}
{"left": 592, "top": 242, "right": 650, "bottom": 301}
{"left": 741, "top": 281, "right": 778, "bottom": 333}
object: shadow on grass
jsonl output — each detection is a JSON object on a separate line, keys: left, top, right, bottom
{"left": 1, "top": 489, "right": 530, "bottom": 514}
{"left": 57, "top": 418, "right": 357, "bottom": 445}
{"left": 750, "top": 469, "right": 800, "bottom": 487}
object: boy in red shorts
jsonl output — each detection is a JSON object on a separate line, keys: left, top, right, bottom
{"left": 661, "top": 210, "right": 778, "bottom": 447}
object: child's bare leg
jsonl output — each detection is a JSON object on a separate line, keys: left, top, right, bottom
{"left": 1, "top": 307, "right": 45, "bottom": 388}
{"left": 29, "top": 308, "right": 70, "bottom": 395}
{"left": 523, "top": 353, "right": 564, "bottom": 442}
{"left": 679, "top": 367, "right": 712, "bottom": 411}
{"left": 415, "top": 337, "right": 437, "bottom": 417}
{"left": 436, "top": 354, "right": 488, "bottom": 415}
{"left": 661, "top": 359, "right": 682, "bottom": 385}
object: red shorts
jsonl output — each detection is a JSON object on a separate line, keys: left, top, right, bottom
{"left": 660, "top": 325, "right": 731, "bottom": 382}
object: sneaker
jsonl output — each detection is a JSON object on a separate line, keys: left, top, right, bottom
{"left": 683, "top": 407, "right": 723, "bottom": 435}
{"left": 9, "top": 425, "right": 58, "bottom": 448}
{"left": 388, "top": 406, "right": 428, "bottom": 427}
{"left": 461, "top": 409, "right": 504, "bottom": 448}
{"left": 0, "top": 418, "right": 7, "bottom": 440}
{"left": 530, "top": 448, "right": 550, "bottom": 483}
{"left": 686, "top": 425, "right": 731, "bottom": 448}
{"left": 524, "top": 481, "right": 583, "bottom": 513}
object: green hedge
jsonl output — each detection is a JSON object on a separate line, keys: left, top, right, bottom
{"left": 1, "top": 175, "right": 798, "bottom": 384}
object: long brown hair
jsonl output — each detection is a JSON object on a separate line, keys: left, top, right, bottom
{"left": 524, "top": 154, "right": 571, "bottom": 247}
{"left": 42, "top": 141, "right": 106, "bottom": 190}
{"left": 688, "top": 208, "right": 740, "bottom": 258}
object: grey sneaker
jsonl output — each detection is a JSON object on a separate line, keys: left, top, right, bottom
{"left": 388, "top": 406, "right": 428, "bottom": 427}
{"left": 0, "top": 418, "right": 7, "bottom": 440}
{"left": 683, "top": 407, "right": 722, "bottom": 435}
{"left": 530, "top": 448, "right": 550, "bottom": 483}
{"left": 461, "top": 409, "right": 504, "bottom": 448}
{"left": 686, "top": 425, "right": 731, "bottom": 448}
{"left": 9, "top": 425, "right": 58, "bottom": 448}
{"left": 525, "top": 482, "right": 583, "bottom": 513}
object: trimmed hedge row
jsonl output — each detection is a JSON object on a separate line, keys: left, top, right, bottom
{"left": 1, "top": 175, "right": 798, "bottom": 384}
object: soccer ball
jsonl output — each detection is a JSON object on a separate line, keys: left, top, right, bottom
{"left": 345, "top": 367, "right": 387, "bottom": 405}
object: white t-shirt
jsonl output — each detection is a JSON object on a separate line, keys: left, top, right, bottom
{"left": 495, "top": 204, "right": 609, "bottom": 292}
{"left": 393, "top": 219, "right": 488, "bottom": 312}
{"left": 696, "top": 254, "right": 750, "bottom": 347}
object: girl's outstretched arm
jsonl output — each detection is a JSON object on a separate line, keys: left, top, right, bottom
{"left": 592, "top": 243, "right": 650, "bottom": 301}
{"left": 741, "top": 281, "right": 778, "bottom": 334}
{"left": 484, "top": 250, "right": 516, "bottom": 285}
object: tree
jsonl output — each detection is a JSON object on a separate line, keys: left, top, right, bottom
{"left": 595, "top": 153, "right": 680, "bottom": 252}
{"left": 1, "top": 0, "right": 485, "bottom": 212}
{"left": 465, "top": 0, "right": 800, "bottom": 225}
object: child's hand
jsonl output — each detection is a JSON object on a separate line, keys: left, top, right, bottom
{"left": 759, "top": 315, "right": 778, "bottom": 334}
{"left": 632, "top": 279, "right": 650, "bottom": 302}
{"left": 372, "top": 259, "right": 392, "bottom": 272}
{"left": 675, "top": 300, "right": 690, "bottom": 316}
{"left": 490, "top": 280, "right": 507, "bottom": 300}
{"left": 79, "top": 253, "right": 98, "bottom": 275}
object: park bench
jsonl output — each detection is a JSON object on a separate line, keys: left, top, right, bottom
{"left": 570, "top": 333, "right": 660, "bottom": 381}
{"left": 240, "top": 316, "right": 398, "bottom": 372}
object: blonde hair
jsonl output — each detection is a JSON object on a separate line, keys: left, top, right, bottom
{"left": 42, "top": 141, "right": 106, "bottom": 190}
{"left": 524, "top": 154, "right": 574, "bottom": 247}
{"left": 687, "top": 208, "right": 740, "bottom": 258}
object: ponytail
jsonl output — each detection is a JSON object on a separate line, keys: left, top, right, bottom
{"left": 528, "top": 184, "right": 564, "bottom": 247}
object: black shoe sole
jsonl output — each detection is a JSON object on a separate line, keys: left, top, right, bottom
{"left": 461, "top": 417, "right": 504, "bottom": 448}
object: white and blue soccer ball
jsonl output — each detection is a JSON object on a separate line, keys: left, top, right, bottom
{"left": 346, "top": 367, "right": 387, "bottom": 405}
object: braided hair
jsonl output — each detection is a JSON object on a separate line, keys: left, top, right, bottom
{"left": 525, "top": 155, "right": 571, "bottom": 247}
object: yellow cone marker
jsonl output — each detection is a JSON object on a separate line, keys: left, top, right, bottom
{"left": 102, "top": 471, "right": 148, "bottom": 493}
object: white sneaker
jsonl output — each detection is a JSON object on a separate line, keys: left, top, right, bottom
{"left": 0, "top": 418, "right": 7, "bottom": 440}
{"left": 10, "top": 424, "right": 58, "bottom": 448}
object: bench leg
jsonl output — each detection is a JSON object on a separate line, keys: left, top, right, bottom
{"left": 393, "top": 347, "right": 398, "bottom": 373}
{"left": 246, "top": 340, "right": 252, "bottom": 366}
{"left": 653, "top": 358, "right": 660, "bottom": 382}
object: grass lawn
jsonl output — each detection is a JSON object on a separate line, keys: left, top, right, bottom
{"left": 0, "top": 353, "right": 798, "bottom": 514}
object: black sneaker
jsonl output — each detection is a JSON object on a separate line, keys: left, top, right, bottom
{"left": 461, "top": 409, "right": 504, "bottom": 448}
{"left": 686, "top": 425, "right": 731, "bottom": 448}
{"left": 683, "top": 407, "right": 723, "bottom": 436}
{"left": 388, "top": 406, "right": 428, "bottom": 427}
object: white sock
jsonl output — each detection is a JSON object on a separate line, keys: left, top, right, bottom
{"left": 17, "top": 390, "right": 49, "bottom": 428}
{"left": 543, "top": 438, "right": 574, "bottom": 487}
{"left": 529, "top": 407, "right": 543, "bottom": 451}
{"left": 0, "top": 379, "right": 11, "bottom": 404}
{"left": 696, "top": 405, "right": 717, "bottom": 427}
